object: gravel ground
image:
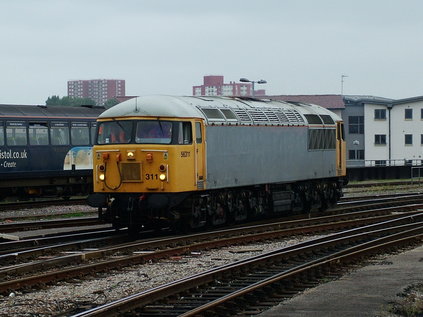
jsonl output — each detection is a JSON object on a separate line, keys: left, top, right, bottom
{"left": 0, "top": 205, "right": 97, "bottom": 223}
{"left": 0, "top": 235, "right": 323, "bottom": 317}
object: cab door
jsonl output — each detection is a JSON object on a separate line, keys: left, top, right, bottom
{"left": 194, "top": 121, "right": 205, "bottom": 190}
{"left": 336, "top": 121, "right": 346, "bottom": 176}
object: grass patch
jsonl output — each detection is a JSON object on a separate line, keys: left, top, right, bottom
{"left": 383, "top": 283, "right": 423, "bottom": 317}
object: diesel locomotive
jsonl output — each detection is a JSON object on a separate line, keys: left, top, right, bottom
{"left": 89, "top": 95, "right": 347, "bottom": 233}
{"left": 0, "top": 104, "right": 104, "bottom": 200}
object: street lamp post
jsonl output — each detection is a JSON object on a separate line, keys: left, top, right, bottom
{"left": 239, "top": 78, "right": 267, "bottom": 97}
{"left": 341, "top": 74, "right": 348, "bottom": 95}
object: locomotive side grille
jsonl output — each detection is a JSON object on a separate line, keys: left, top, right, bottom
{"left": 263, "top": 110, "right": 280, "bottom": 123}
{"left": 285, "top": 110, "right": 305, "bottom": 124}
{"left": 120, "top": 163, "right": 142, "bottom": 181}
{"left": 291, "top": 109, "right": 305, "bottom": 123}
{"left": 275, "top": 111, "right": 290, "bottom": 123}
{"left": 233, "top": 109, "right": 252, "bottom": 122}
{"left": 248, "top": 110, "right": 268, "bottom": 123}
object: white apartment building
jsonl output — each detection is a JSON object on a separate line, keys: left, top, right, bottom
{"left": 347, "top": 96, "right": 423, "bottom": 166}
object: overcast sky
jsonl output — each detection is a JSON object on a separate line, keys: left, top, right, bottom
{"left": 1, "top": 0, "right": 422, "bottom": 104}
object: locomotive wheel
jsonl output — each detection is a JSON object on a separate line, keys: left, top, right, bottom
{"left": 207, "top": 193, "right": 227, "bottom": 226}
{"left": 234, "top": 192, "right": 248, "bottom": 222}
{"left": 189, "top": 196, "right": 207, "bottom": 229}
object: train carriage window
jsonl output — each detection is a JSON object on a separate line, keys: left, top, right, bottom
{"left": 6, "top": 121, "right": 27, "bottom": 146}
{"left": 98, "top": 120, "right": 132, "bottom": 144}
{"left": 0, "top": 123, "right": 4, "bottom": 146}
{"left": 71, "top": 122, "right": 90, "bottom": 145}
{"left": 29, "top": 122, "right": 49, "bottom": 146}
{"left": 50, "top": 122, "right": 69, "bottom": 145}
{"left": 90, "top": 122, "right": 97, "bottom": 145}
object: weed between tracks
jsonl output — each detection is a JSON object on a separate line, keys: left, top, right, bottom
{"left": 377, "top": 283, "right": 423, "bottom": 317}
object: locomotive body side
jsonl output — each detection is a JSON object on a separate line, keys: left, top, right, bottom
{"left": 205, "top": 124, "right": 336, "bottom": 188}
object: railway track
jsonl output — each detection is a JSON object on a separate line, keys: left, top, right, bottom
{"left": 72, "top": 214, "right": 423, "bottom": 316}
{"left": 0, "top": 216, "right": 104, "bottom": 234}
{"left": 345, "top": 179, "right": 423, "bottom": 188}
{"left": 2, "top": 193, "right": 421, "bottom": 263}
{"left": 0, "top": 199, "right": 421, "bottom": 298}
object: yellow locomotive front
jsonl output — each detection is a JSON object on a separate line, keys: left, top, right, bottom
{"left": 91, "top": 116, "right": 205, "bottom": 231}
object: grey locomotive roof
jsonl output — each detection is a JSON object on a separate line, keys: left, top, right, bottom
{"left": 100, "top": 95, "right": 341, "bottom": 126}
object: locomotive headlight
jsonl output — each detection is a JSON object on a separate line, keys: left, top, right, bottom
{"left": 159, "top": 173, "right": 166, "bottom": 181}
{"left": 99, "top": 173, "right": 105, "bottom": 181}
{"left": 127, "top": 151, "right": 135, "bottom": 160}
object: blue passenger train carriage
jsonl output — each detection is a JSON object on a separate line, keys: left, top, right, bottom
{"left": 0, "top": 104, "right": 104, "bottom": 200}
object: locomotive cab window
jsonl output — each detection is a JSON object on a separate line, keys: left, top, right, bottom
{"left": 136, "top": 120, "right": 172, "bottom": 144}
{"left": 6, "top": 121, "right": 27, "bottom": 146}
{"left": 134, "top": 120, "right": 192, "bottom": 145}
{"left": 29, "top": 122, "right": 48, "bottom": 146}
{"left": 97, "top": 120, "right": 132, "bottom": 144}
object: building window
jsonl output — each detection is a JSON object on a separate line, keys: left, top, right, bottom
{"left": 421, "top": 109, "right": 423, "bottom": 119}
{"left": 375, "top": 160, "right": 387, "bottom": 166}
{"left": 374, "top": 134, "right": 386, "bottom": 145}
{"left": 374, "top": 109, "right": 386, "bottom": 120}
{"left": 405, "top": 134, "right": 413, "bottom": 145}
{"left": 349, "top": 149, "right": 364, "bottom": 160}
{"left": 405, "top": 108, "right": 413, "bottom": 120}
{"left": 348, "top": 116, "right": 364, "bottom": 134}
{"left": 421, "top": 134, "right": 423, "bottom": 145}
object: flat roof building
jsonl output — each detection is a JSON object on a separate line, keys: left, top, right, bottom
{"left": 193, "top": 75, "right": 266, "bottom": 97}
{"left": 67, "top": 79, "right": 125, "bottom": 106}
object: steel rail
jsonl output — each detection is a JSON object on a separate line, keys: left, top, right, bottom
{"left": 0, "top": 228, "right": 120, "bottom": 254}
{"left": 71, "top": 216, "right": 423, "bottom": 316}
{"left": 0, "top": 217, "right": 102, "bottom": 233}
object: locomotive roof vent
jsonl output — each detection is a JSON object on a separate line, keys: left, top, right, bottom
{"left": 198, "top": 105, "right": 307, "bottom": 126}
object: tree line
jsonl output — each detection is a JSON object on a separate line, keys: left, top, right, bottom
{"left": 45, "top": 96, "right": 119, "bottom": 108}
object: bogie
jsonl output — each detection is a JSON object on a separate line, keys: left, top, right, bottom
{"left": 101, "top": 179, "right": 343, "bottom": 235}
